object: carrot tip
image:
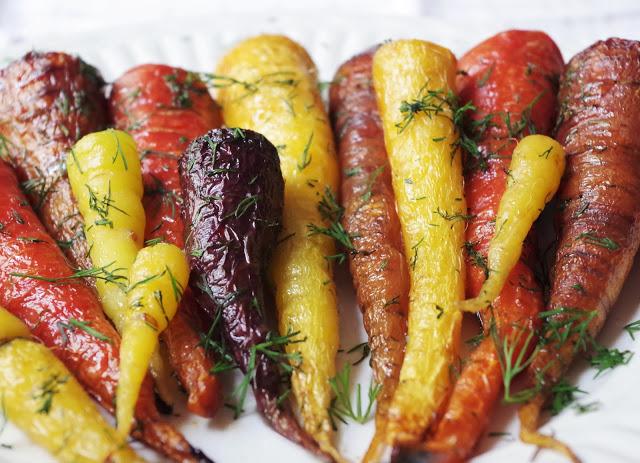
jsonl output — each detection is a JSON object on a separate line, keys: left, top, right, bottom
{"left": 519, "top": 403, "right": 581, "bottom": 463}
{"left": 363, "top": 430, "right": 392, "bottom": 463}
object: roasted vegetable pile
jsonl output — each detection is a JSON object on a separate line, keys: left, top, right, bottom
{"left": 0, "top": 28, "right": 638, "bottom": 463}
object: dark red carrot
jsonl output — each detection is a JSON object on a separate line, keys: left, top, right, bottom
{"left": 180, "top": 128, "right": 322, "bottom": 457}
{"left": 519, "top": 38, "right": 640, "bottom": 461}
{"left": 329, "top": 48, "right": 408, "bottom": 427}
{"left": 109, "top": 64, "right": 223, "bottom": 417}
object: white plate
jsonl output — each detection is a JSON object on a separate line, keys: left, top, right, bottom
{"left": 2, "top": 13, "right": 639, "bottom": 463}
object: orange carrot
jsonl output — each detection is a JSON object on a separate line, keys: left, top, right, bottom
{"left": 424, "top": 30, "right": 563, "bottom": 461}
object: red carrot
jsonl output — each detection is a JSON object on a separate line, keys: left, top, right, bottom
{"left": 424, "top": 30, "right": 563, "bottom": 461}
{"left": 0, "top": 158, "right": 211, "bottom": 462}
{"left": 109, "top": 64, "right": 223, "bottom": 416}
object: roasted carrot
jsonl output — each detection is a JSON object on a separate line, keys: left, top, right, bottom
{"left": 0, "top": 53, "right": 212, "bottom": 414}
{"left": 0, "top": 159, "right": 210, "bottom": 463}
{"left": 215, "top": 35, "right": 342, "bottom": 459}
{"left": 0, "top": 305, "right": 30, "bottom": 339}
{"left": 119, "top": 243, "right": 189, "bottom": 437}
{"left": 519, "top": 38, "right": 640, "bottom": 461}
{"left": 0, "top": 309, "right": 145, "bottom": 463}
{"left": 329, "top": 48, "right": 408, "bottom": 430}
{"left": 425, "top": 30, "right": 563, "bottom": 461}
{"left": 370, "top": 39, "right": 466, "bottom": 458}
{"left": 458, "top": 135, "right": 565, "bottom": 311}
{"left": 67, "top": 129, "right": 145, "bottom": 332}
{"left": 0, "top": 51, "right": 106, "bottom": 269}
{"left": 110, "top": 64, "right": 223, "bottom": 416}
{"left": 180, "top": 128, "right": 322, "bottom": 456}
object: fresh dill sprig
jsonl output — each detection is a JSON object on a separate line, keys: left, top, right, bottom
{"left": 395, "top": 84, "right": 453, "bottom": 133}
{"left": 0, "top": 134, "right": 17, "bottom": 161}
{"left": 145, "top": 176, "right": 183, "bottom": 221}
{"left": 57, "top": 318, "right": 112, "bottom": 344}
{"left": 199, "top": 71, "right": 299, "bottom": 100}
{"left": 86, "top": 181, "right": 129, "bottom": 229}
{"left": 307, "top": 222, "right": 354, "bottom": 257}
{"left": 409, "top": 236, "right": 425, "bottom": 270}
{"left": 297, "top": 133, "right": 314, "bottom": 171}
{"left": 227, "top": 329, "right": 305, "bottom": 418}
{"left": 144, "top": 237, "right": 164, "bottom": 246}
{"left": 503, "top": 92, "right": 543, "bottom": 138}
{"left": 10, "top": 262, "right": 127, "bottom": 289}
{"left": 344, "top": 166, "right": 363, "bottom": 178}
{"left": 589, "top": 345, "right": 633, "bottom": 378}
{"left": 226, "top": 195, "right": 259, "bottom": 220}
{"left": 576, "top": 231, "right": 619, "bottom": 251}
{"left": 465, "top": 331, "right": 486, "bottom": 347}
{"left": 624, "top": 320, "right": 640, "bottom": 340}
{"left": 491, "top": 323, "right": 540, "bottom": 404}
{"left": 33, "top": 374, "right": 69, "bottom": 414}
{"left": 111, "top": 130, "right": 128, "bottom": 170}
{"left": 573, "top": 401, "right": 600, "bottom": 414}
{"left": 345, "top": 342, "right": 371, "bottom": 366}
{"left": 463, "top": 240, "right": 490, "bottom": 279}
{"left": 434, "top": 207, "right": 474, "bottom": 223}
{"left": 360, "top": 166, "right": 384, "bottom": 203}
{"left": 199, "top": 310, "right": 237, "bottom": 375}
{"left": 20, "top": 167, "right": 50, "bottom": 210}
{"left": 308, "top": 187, "right": 357, "bottom": 264}
{"left": 317, "top": 187, "right": 343, "bottom": 223}
{"left": 328, "top": 363, "right": 381, "bottom": 427}
{"left": 548, "top": 378, "right": 586, "bottom": 416}
{"left": 163, "top": 71, "right": 206, "bottom": 109}
{"left": 395, "top": 82, "right": 499, "bottom": 171}
{"left": 538, "top": 306, "right": 597, "bottom": 353}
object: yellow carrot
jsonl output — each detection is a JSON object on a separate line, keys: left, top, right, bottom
{"left": 458, "top": 135, "right": 565, "bottom": 312}
{"left": 117, "top": 243, "right": 189, "bottom": 436}
{"left": 369, "top": 39, "right": 465, "bottom": 455}
{"left": 0, "top": 307, "right": 144, "bottom": 463}
{"left": 0, "top": 305, "right": 29, "bottom": 339}
{"left": 67, "top": 129, "right": 175, "bottom": 413}
{"left": 67, "top": 129, "right": 145, "bottom": 330}
{"left": 216, "top": 35, "right": 341, "bottom": 459}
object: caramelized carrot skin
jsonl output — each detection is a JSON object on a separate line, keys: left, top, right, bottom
{"left": 329, "top": 48, "right": 408, "bottom": 417}
{"left": 0, "top": 162, "right": 121, "bottom": 407}
{"left": 109, "top": 64, "right": 222, "bottom": 247}
{"left": 528, "top": 38, "right": 640, "bottom": 393}
{"left": 110, "top": 64, "right": 223, "bottom": 417}
{"left": 426, "top": 30, "right": 563, "bottom": 460}
{"left": 0, "top": 51, "right": 107, "bottom": 270}
{"left": 0, "top": 161, "right": 208, "bottom": 463}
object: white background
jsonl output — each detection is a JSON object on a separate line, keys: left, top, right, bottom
{"left": 1, "top": 0, "right": 640, "bottom": 49}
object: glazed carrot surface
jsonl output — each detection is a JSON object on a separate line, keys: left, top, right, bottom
{"left": 329, "top": 47, "right": 409, "bottom": 439}
{"left": 519, "top": 38, "right": 640, "bottom": 461}
{"left": 110, "top": 64, "right": 224, "bottom": 417}
{"left": 426, "top": 30, "right": 564, "bottom": 461}
{"left": 0, "top": 159, "right": 208, "bottom": 463}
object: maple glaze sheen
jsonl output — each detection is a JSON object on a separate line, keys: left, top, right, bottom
{"left": 0, "top": 51, "right": 108, "bottom": 270}
{"left": 0, "top": 161, "right": 209, "bottom": 463}
{"left": 329, "top": 48, "right": 408, "bottom": 425}
{"left": 110, "top": 64, "right": 223, "bottom": 247}
{"left": 524, "top": 38, "right": 640, "bottom": 408}
{"left": 425, "top": 30, "right": 563, "bottom": 461}
{"left": 110, "top": 64, "right": 223, "bottom": 417}
{"left": 373, "top": 39, "right": 466, "bottom": 452}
